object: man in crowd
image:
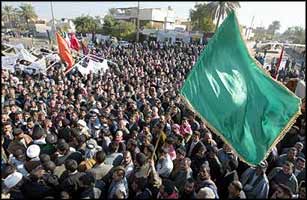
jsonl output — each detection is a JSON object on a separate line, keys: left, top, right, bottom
{"left": 240, "top": 160, "right": 270, "bottom": 199}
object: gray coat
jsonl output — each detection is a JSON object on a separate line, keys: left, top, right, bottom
{"left": 87, "top": 162, "right": 113, "bottom": 180}
{"left": 241, "top": 167, "right": 269, "bottom": 199}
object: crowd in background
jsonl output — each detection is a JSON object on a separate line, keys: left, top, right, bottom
{"left": 1, "top": 40, "right": 306, "bottom": 199}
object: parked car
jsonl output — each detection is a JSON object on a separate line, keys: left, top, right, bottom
{"left": 118, "top": 40, "right": 129, "bottom": 48}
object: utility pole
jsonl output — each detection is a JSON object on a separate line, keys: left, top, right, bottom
{"left": 136, "top": 1, "right": 140, "bottom": 42}
{"left": 247, "top": 16, "right": 255, "bottom": 39}
{"left": 50, "top": 2, "right": 56, "bottom": 46}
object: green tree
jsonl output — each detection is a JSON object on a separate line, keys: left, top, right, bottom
{"left": 19, "top": 3, "right": 38, "bottom": 30}
{"left": 73, "top": 15, "right": 99, "bottom": 41}
{"left": 207, "top": 1, "right": 240, "bottom": 31}
{"left": 113, "top": 21, "right": 136, "bottom": 40}
{"left": 2, "top": 5, "right": 15, "bottom": 28}
{"left": 253, "top": 27, "right": 268, "bottom": 41}
{"left": 267, "top": 20, "right": 281, "bottom": 36}
{"left": 102, "top": 14, "right": 117, "bottom": 35}
{"left": 190, "top": 3, "right": 215, "bottom": 32}
{"left": 281, "top": 26, "right": 305, "bottom": 44}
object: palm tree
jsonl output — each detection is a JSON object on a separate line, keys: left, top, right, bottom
{"left": 19, "top": 3, "right": 38, "bottom": 30}
{"left": 2, "top": 5, "right": 15, "bottom": 28}
{"left": 208, "top": 1, "right": 240, "bottom": 32}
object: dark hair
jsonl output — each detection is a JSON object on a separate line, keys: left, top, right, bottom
{"left": 27, "top": 117, "right": 33, "bottom": 123}
{"left": 57, "top": 142, "right": 69, "bottom": 152}
{"left": 186, "top": 177, "right": 195, "bottom": 185}
{"left": 109, "top": 141, "right": 119, "bottom": 153}
{"left": 2, "top": 164, "right": 16, "bottom": 179}
{"left": 65, "top": 159, "right": 78, "bottom": 172}
{"left": 13, "top": 128, "right": 23, "bottom": 136}
{"left": 43, "top": 161, "right": 56, "bottom": 172}
{"left": 13, "top": 148, "right": 25, "bottom": 158}
{"left": 194, "top": 131, "right": 201, "bottom": 136}
{"left": 95, "top": 151, "right": 106, "bottom": 163}
{"left": 176, "top": 147, "right": 186, "bottom": 156}
{"left": 145, "top": 144, "right": 155, "bottom": 154}
{"left": 80, "top": 172, "right": 95, "bottom": 187}
{"left": 300, "top": 180, "right": 305, "bottom": 188}
{"left": 227, "top": 158, "right": 238, "bottom": 171}
{"left": 163, "top": 179, "right": 176, "bottom": 195}
{"left": 136, "top": 153, "right": 147, "bottom": 166}
{"left": 39, "top": 154, "right": 51, "bottom": 163}
{"left": 77, "top": 134, "right": 87, "bottom": 143}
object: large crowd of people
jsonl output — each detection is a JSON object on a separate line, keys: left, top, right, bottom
{"left": 1, "top": 39, "right": 305, "bottom": 199}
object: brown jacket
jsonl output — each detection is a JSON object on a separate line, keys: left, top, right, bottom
{"left": 7, "top": 135, "right": 33, "bottom": 154}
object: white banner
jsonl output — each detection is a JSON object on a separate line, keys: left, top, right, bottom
{"left": 101, "top": 59, "right": 109, "bottom": 73}
{"left": 88, "top": 59, "right": 109, "bottom": 74}
{"left": 14, "top": 43, "right": 25, "bottom": 50}
{"left": 1, "top": 56, "right": 18, "bottom": 72}
{"left": 22, "top": 57, "right": 46, "bottom": 75}
{"left": 45, "top": 53, "right": 61, "bottom": 62}
{"left": 18, "top": 48, "right": 38, "bottom": 63}
{"left": 77, "top": 63, "right": 94, "bottom": 76}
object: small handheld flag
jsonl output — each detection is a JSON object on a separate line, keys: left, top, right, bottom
{"left": 56, "top": 32, "right": 75, "bottom": 73}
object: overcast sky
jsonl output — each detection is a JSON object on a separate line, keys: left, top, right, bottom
{"left": 2, "top": 1, "right": 306, "bottom": 33}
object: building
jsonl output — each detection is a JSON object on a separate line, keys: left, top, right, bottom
{"left": 140, "top": 28, "right": 206, "bottom": 45}
{"left": 48, "top": 18, "right": 76, "bottom": 33}
{"left": 242, "top": 26, "right": 255, "bottom": 41}
{"left": 26, "top": 18, "right": 51, "bottom": 38}
{"left": 113, "top": 6, "right": 175, "bottom": 30}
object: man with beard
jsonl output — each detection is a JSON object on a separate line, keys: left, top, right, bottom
{"left": 121, "top": 151, "right": 134, "bottom": 179}
{"left": 241, "top": 161, "right": 270, "bottom": 199}
{"left": 180, "top": 178, "right": 196, "bottom": 199}
{"left": 268, "top": 161, "right": 298, "bottom": 195}
{"left": 171, "top": 157, "right": 193, "bottom": 193}
{"left": 195, "top": 162, "right": 219, "bottom": 198}
{"left": 87, "top": 150, "right": 113, "bottom": 181}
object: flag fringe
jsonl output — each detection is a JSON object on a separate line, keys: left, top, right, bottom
{"left": 179, "top": 11, "right": 302, "bottom": 167}
{"left": 180, "top": 94, "right": 301, "bottom": 167}
{"left": 234, "top": 12, "right": 302, "bottom": 166}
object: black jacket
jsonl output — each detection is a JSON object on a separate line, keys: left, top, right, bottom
{"left": 217, "top": 170, "right": 239, "bottom": 199}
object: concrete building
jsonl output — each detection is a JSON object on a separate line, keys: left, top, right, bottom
{"left": 113, "top": 6, "right": 175, "bottom": 30}
{"left": 48, "top": 18, "right": 76, "bottom": 33}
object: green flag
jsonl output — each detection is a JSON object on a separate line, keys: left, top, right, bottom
{"left": 180, "top": 12, "right": 301, "bottom": 166}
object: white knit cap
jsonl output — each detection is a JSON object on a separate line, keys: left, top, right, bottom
{"left": 77, "top": 119, "right": 87, "bottom": 127}
{"left": 26, "top": 144, "right": 40, "bottom": 158}
{"left": 4, "top": 172, "right": 23, "bottom": 189}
